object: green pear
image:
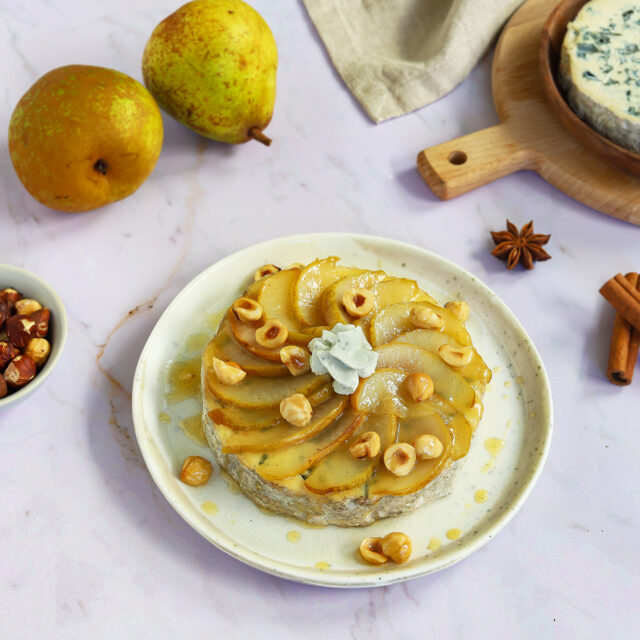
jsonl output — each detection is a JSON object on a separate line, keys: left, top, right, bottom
{"left": 142, "top": 0, "right": 277, "bottom": 145}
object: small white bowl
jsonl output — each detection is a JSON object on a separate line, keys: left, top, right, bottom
{"left": 0, "top": 265, "right": 68, "bottom": 409}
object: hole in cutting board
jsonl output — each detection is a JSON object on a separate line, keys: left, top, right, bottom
{"left": 448, "top": 150, "right": 467, "bottom": 165}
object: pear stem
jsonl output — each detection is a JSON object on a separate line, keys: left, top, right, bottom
{"left": 248, "top": 127, "right": 272, "bottom": 147}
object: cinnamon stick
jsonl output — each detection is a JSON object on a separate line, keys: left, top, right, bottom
{"left": 605, "top": 273, "right": 640, "bottom": 385}
{"left": 599, "top": 272, "right": 640, "bottom": 333}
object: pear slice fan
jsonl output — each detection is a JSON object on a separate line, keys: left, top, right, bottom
{"left": 201, "top": 257, "right": 490, "bottom": 526}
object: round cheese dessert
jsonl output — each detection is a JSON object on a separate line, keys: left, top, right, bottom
{"left": 559, "top": 0, "right": 640, "bottom": 153}
{"left": 201, "top": 258, "right": 490, "bottom": 526}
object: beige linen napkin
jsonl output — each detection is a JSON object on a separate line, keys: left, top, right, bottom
{"left": 303, "top": 0, "right": 523, "bottom": 123}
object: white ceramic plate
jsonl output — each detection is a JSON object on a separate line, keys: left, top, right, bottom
{"left": 132, "top": 233, "right": 553, "bottom": 588}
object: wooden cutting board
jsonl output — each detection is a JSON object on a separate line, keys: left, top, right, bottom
{"left": 416, "top": 0, "right": 640, "bottom": 226}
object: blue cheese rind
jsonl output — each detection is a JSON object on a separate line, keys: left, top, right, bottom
{"left": 559, "top": 0, "right": 640, "bottom": 152}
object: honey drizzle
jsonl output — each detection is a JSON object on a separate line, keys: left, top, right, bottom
{"left": 287, "top": 530, "right": 301, "bottom": 543}
{"left": 165, "top": 356, "right": 201, "bottom": 404}
{"left": 179, "top": 413, "right": 207, "bottom": 446}
{"left": 201, "top": 501, "right": 218, "bottom": 515}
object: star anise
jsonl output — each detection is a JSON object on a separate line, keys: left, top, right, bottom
{"left": 490, "top": 220, "right": 551, "bottom": 270}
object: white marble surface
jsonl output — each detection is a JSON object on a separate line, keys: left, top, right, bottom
{"left": 1, "top": 0, "right": 639, "bottom": 637}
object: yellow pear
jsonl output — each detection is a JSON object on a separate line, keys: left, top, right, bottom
{"left": 8, "top": 65, "right": 163, "bottom": 213}
{"left": 142, "top": 0, "right": 277, "bottom": 145}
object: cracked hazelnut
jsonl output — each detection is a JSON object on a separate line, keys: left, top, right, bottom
{"left": 255, "top": 319, "right": 288, "bottom": 349}
{"left": 5, "top": 315, "right": 37, "bottom": 349}
{"left": 342, "top": 288, "right": 375, "bottom": 317}
{"left": 410, "top": 306, "right": 444, "bottom": 330}
{"left": 405, "top": 373, "right": 434, "bottom": 402}
{"left": 381, "top": 532, "right": 412, "bottom": 564}
{"left": 383, "top": 443, "right": 416, "bottom": 476}
{"left": 0, "top": 341, "right": 20, "bottom": 371}
{"left": 438, "top": 344, "right": 473, "bottom": 368}
{"left": 14, "top": 299, "right": 42, "bottom": 316}
{"left": 280, "top": 345, "right": 311, "bottom": 376}
{"left": 211, "top": 357, "right": 246, "bottom": 385}
{"left": 413, "top": 434, "right": 444, "bottom": 460}
{"left": 254, "top": 264, "right": 280, "bottom": 281}
{"left": 279, "top": 393, "right": 312, "bottom": 427}
{"left": 0, "top": 288, "right": 22, "bottom": 309}
{"left": 232, "top": 297, "right": 263, "bottom": 322}
{"left": 179, "top": 456, "right": 213, "bottom": 486}
{"left": 24, "top": 338, "right": 51, "bottom": 368}
{"left": 445, "top": 301, "right": 470, "bottom": 323}
{"left": 31, "top": 308, "right": 50, "bottom": 338}
{"left": 359, "top": 537, "right": 388, "bottom": 565}
{"left": 349, "top": 431, "right": 381, "bottom": 459}
{"left": 4, "top": 354, "right": 36, "bottom": 389}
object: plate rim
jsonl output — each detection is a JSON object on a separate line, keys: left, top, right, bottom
{"left": 132, "top": 232, "right": 554, "bottom": 588}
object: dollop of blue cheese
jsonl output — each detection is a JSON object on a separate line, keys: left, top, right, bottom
{"left": 559, "top": 0, "right": 640, "bottom": 152}
{"left": 309, "top": 324, "right": 378, "bottom": 395}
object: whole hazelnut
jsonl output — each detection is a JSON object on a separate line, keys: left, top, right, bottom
{"left": 180, "top": 456, "right": 213, "bottom": 486}
{"left": 0, "top": 341, "right": 21, "bottom": 371}
{"left": 30, "top": 308, "right": 50, "bottom": 338}
{"left": 254, "top": 264, "right": 280, "bottom": 281}
{"left": 413, "top": 434, "right": 444, "bottom": 460}
{"left": 0, "top": 288, "right": 22, "bottom": 309}
{"left": 0, "top": 376, "right": 7, "bottom": 399}
{"left": 359, "top": 537, "right": 388, "bottom": 565}
{"left": 15, "top": 299, "right": 42, "bottom": 316}
{"left": 255, "top": 319, "right": 288, "bottom": 349}
{"left": 383, "top": 443, "right": 416, "bottom": 476}
{"left": 5, "top": 315, "right": 37, "bottom": 349}
{"left": 4, "top": 354, "right": 36, "bottom": 389}
{"left": 381, "top": 532, "right": 412, "bottom": 564}
{"left": 0, "top": 301, "right": 10, "bottom": 331}
{"left": 24, "top": 338, "right": 51, "bottom": 368}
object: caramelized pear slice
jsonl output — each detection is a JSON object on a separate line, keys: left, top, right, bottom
{"left": 304, "top": 413, "right": 398, "bottom": 494}
{"left": 351, "top": 366, "right": 475, "bottom": 450}
{"left": 206, "top": 368, "right": 330, "bottom": 409}
{"left": 209, "top": 401, "right": 282, "bottom": 431}
{"left": 354, "top": 278, "right": 436, "bottom": 335}
{"left": 204, "top": 319, "right": 288, "bottom": 378}
{"left": 405, "top": 397, "right": 472, "bottom": 460}
{"left": 242, "top": 409, "right": 364, "bottom": 481}
{"left": 257, "top": 268, "right": 324, "bottom": 346}
{"left": 371, "top": 278, "right": 436, "bottom": 308}
{"left": 243, "top": 278, "right": 264, "bottom": 300}
{"left": 217, "top": 394, "right": 348, "bottom": 453}
{"left": 375, "top": 343, "right": 480, "bottom": 425}
{"left": 394, "top": 329, "right": 491, "bottom": 386}
{"left": 370, "top": 301, "right": 472, "bottom": 347}
{"left": 293, "top": 257, "right": 360, "bottom": 326}
{"left": 368, "top": 411, "right": 452, "bottom": 496}
{"left": 322, "top": 270, "right": 387, "bottom": 326}
{"left": 447, "top": 412, "right": 472, "bottom": 460}
{"left": 351, "top": 368, "right": 409, "bottom": 418}
{"left": 207, "top": 384, "right": 332, "bottom": 431}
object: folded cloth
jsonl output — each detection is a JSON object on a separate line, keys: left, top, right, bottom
{"left": 303, "top": 0, "right": 524, "bottom": 123}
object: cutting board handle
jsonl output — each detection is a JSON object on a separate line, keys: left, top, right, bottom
{"left": 417, "top": 122, "right": 535, "bottom": 200}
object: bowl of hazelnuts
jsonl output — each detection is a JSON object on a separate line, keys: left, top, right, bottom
{"left": 0, "top": 265, "right": 68, "bottom": 408}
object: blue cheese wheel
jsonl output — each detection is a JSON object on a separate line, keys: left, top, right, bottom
{"left": 559, "top": 0, "right": 640, "bottom": 152}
